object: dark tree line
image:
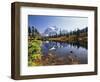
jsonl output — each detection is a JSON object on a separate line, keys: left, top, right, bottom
{"left": 28, "top": 26, "right": 40, "bottom": 37}
{"left": 28, "top": 26, "right": 88, "bottom": 41}
{"left": 45, "top": 27, "right": 88, "bottom": 38}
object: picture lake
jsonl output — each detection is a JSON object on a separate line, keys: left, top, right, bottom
{"left": 40, "top": 41, "right": 88, "bottom": 65}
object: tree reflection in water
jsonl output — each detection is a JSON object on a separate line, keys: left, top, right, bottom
{"left": 40, "top": 41, "right": 87, "bottom": 66}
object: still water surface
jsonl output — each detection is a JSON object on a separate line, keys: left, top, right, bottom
{"left": 41, "top": 41, "right": 88, "bottom": 65}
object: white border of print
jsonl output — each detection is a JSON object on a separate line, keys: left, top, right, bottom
{"left": 20, "top": 7, "right": 95, "bottom": 75}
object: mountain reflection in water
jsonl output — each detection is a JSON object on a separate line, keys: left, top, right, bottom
{"left": 40, "top": 41, "right": 88, "bottom": 65}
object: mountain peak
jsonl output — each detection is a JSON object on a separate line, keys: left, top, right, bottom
{"left": 43, "top": 26, "right": 58, "bottom": 36}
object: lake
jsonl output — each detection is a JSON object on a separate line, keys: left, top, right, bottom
{"left": 40, "top": 41, "right": 88, "bottom": 65}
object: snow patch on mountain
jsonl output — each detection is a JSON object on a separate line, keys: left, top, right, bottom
{"left": 43, "top": 26, "right": 58, "bottom": 36}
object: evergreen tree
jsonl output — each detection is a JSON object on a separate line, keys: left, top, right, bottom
{"left": 32, "top": 26, "right": 35, "bottom": 37}
{"left": 28, "top": 26, "right": 31, "bottom": 36}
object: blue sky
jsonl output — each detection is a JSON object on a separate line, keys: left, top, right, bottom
{"left": 28, "top": 15, "right": 88, "bottom": 33}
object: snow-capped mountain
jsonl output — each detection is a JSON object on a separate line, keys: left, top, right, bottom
{"left": 43, "top": 26, "right": 58, "bottom": 36}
